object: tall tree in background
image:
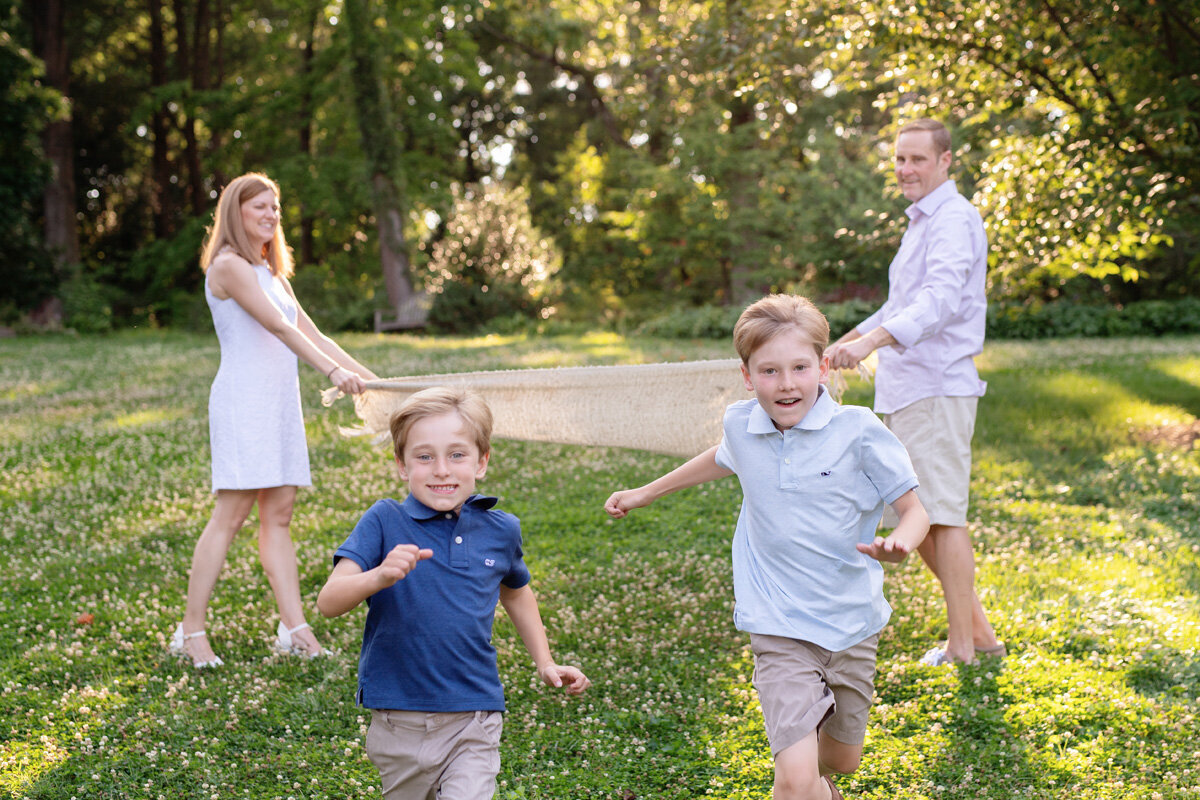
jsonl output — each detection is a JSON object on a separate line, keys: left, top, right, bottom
{"left": 342, "top": 0, "right": 418, "bottom": 327}
{"left": 1, "top": 4, "right": 56, "bottom": 320}
{"left": 29, "top": 0, "right": 76, "bottom": 324}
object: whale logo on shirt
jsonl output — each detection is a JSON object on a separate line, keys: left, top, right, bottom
{"left": 484, "top": 558, "right": 495, "bottom": 567}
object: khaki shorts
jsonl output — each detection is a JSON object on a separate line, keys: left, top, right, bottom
{"left": 750, "top": 633, "right": 879, "bottom": 755}
{"left": 366, "top": 709, "right": 503, "bottom": 800}
{"left": 882, "top": 395, "right": 978, "bottom": 528}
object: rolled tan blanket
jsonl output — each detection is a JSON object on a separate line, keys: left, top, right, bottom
{"left": 323, "top": 359, "right": 866, "bottom": 456}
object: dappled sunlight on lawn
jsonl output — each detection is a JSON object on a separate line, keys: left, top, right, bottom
{"left": 0, "top": 677, "right": 127, "bottom": 797}
{"left": 0, "top": 379, "right": 68, "bottom": 403}
{"left": 1036, "top": 371, "right": 1197, "bottom": 434}
{"left": 0, "top": 736, "right": 70, "bottom": 797}
{"left": 2, "top": 332, "right": 1198, "bottom": 799}
{"left": 109, "top": 408, "right": 187, "bottom": 429}
{"left": 977, "top": 337, "right": 1200, "bottom": 372}
{"left": 701, "top": 649, "right": 774, "bottom": 800}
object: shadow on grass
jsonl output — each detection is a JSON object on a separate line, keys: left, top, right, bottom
{"left": 1113, "top": 361, "right": 1200, "bottom": 419}
{"left": 930, "top": 662, "right": 1043, "bottom": 798}
{"left": 978, "top": 360, "right": 1200, "bottom": 468}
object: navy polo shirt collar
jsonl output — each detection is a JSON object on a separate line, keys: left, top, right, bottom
{"left": 745, "top": 385, "right": 836, "bottom": 435}
{"left": 401, "top": 493, "right": 499, "bottom": 520}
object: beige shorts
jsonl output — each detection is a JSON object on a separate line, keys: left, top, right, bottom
{"left": 366, "top": 709, "right": 503, "bottom": 800}
{"left": 882, "top": 395, "right": 978, "bottom": 528}
{"left": 750, "top": 633, "right": 879, "bottom": 755}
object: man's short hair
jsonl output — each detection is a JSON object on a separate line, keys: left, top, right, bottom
{"left": 389, "top": 387, "right": 494, "bottom": 460}
{"left": 733, "top": 294, "right": 830, "bottom": 364}
{"left": 898, "top": 118, "right": 952, "bottom": 155}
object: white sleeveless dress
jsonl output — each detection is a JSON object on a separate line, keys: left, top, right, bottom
{"left": 205, "top": 264, "right": 312, "bottom": 491}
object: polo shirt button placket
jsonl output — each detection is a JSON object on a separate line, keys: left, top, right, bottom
{"left": 450, "top": 519, "right": 469, "bottom": 568}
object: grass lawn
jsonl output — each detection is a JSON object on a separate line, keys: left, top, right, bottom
{"left": 1, "top": 330, "right": 1197, "bottom": 800}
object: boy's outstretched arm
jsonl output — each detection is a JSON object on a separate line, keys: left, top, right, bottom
{"left": 857, "top": 489, "right": 929, "bottom": 563}
{"left": 499, "top": 584, "right": 590, "bottom": 695}
{"left": 604, "top": 445, "right": 733, "bottom": 518}
{"left": 316, "top": 544, "right": 433, "bottom": 617}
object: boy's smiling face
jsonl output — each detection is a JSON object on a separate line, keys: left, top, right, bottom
{"left": 740, "top": 327, "right": 830, "bottom": 432}
{"left": 396, "top": 411, "right": 489, "bottom": 514}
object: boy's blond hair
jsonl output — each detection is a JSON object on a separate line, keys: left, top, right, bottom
{"left": 389, "top": 387, "right": 494, "bottom": 460}
{"left": 733, "top": 294, "right": 830, "bottom": 364}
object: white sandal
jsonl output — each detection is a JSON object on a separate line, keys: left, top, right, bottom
{"left": 169, "top": 623, "right": 224, "bottom": 668}
{"left": 274, "top": 621, "right": 328, "bottom": 658}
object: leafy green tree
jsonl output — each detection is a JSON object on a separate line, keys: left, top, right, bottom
{"left": 342, "top": 0, "right": 419, "bottom": 324}
{"left": 849, "top": 0, "right": 1200, "bottom": 300}
{"left": 7, "top": 0, "right": 1198, "bottom": 329}
{"left": 475, "top": 0, "right": 893, "bottom": 318}
{"left": 0, "top": 5, "right": 56, "bottom": 322}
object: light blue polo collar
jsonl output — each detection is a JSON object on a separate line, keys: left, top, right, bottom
{"left": 745, "top": 385, "right": 836, "bottom": 435}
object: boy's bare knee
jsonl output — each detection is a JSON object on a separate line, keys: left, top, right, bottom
{"left": 774, "top": 736, "right": 825, "bottom": 800}
{"left": 820, "top": 749, "right": 861, "bottom": 775}
{"left": 818, "top": 734, "right": 862, "bottom": 775}
{"left": 772, "top": 771, "right": 830, "bottom": 800}
{"left": 773, "top": 773, "right": 822, "bottom": 800}
{"left": 816, "top": 743, "right": 864, "bottom": 777}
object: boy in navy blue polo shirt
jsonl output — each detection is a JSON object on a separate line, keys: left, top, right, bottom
{"left": 318, "top": 386, "right": 590, "bottom": 800}
{"left": 605, "top": 294, "right": 929, "bottom": 800}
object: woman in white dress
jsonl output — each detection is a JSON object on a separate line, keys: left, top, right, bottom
{"left": 171, "top": 172, "right": 377, "bottom": 667}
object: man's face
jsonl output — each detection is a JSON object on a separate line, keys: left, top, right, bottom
{"left": 894, "top": 130, "right": 952, "bottom": 203}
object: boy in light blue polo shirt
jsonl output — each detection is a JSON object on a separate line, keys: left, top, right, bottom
{"left": 319, "top": 387, "right": 590, "bottom": 800}
{"left": 605, "top": 294, "right": 929, "bottom": 800}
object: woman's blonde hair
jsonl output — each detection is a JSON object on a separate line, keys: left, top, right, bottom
{"left": 732, "top": 294, "right": 830, "bottom": 364}
{"left": 200, "top": 172, "right": 295, "bottom": 278}
{"left": 389, "top": 387, "right": 495, "bottom": 461}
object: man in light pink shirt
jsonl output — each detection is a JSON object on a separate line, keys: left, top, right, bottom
{"left": 827, "top": 118, "right": 1005, "bottom": 667}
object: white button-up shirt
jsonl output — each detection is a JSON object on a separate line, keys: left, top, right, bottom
{"left": 858, "top": 180, "right": 988, "bottom": 414}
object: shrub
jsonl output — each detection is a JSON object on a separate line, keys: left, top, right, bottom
{"left": 635, "top": 297, "right": 1200, "bottom": 343}
{"left": 289, "top": 253, "right": 380, "bottom": 333}
{"left": 423, "top": 183, "right": 561, "bottom": 333}
{"left": 61, "top": 270, "right": 115, "bottom": 333}
{"left": 632, "top": 305, "right": 742, "bottom": 339}
{"left": 987, "top": 298, "right": 1200, "bottom": 340}
{"left": 633, "top": 298, "right": 879, "bottom": 341}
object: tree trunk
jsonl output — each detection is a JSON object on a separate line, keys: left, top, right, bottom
{"left": 30, "top": 0, "right": 78, "bottom": 323}
{"left": 342, "top": 0, "right": 417, "bottom": 318}
{"left": 208, "top": 0, "right": 225, "bottom": 188}
{"left": 172, "top": 0, "right": 207, "bottom": 214}
{"left": 722, "top": 0, "right": 764, "bottom": 306}
{"left": 148, "top": 0, "right": 173, "bottom": 237}
{"left": 298, "top": 5, "right": 317, "bottom": 265}
{"left": 724, "top": 93, "right": 761, "bottom": 306}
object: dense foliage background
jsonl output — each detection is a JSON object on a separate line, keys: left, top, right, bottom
{"left": 5, "top": 0, "right": 1199, "bottom": 333}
